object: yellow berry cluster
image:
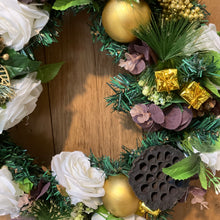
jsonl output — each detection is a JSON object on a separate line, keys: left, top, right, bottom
{"left": 158, "top": 0, "right": 204, "bottom": 21}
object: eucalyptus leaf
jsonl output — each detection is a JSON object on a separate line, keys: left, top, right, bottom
{"left": 1, "top": 48, "right": 41, "bottom": 79}
{"left": 199, "top": 161, "right": 207, "bottom": 190}
{"left": 162, "top": 154, "right": 201, "bottom": 180}
{"left": 37, "top": 62, "right": 64, "bottom": 83}
{"left": 52, "top": 0, "right": 91, "bottom": 11}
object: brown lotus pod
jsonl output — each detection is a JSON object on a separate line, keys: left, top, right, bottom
{"left": 128, "top": 145, "right": 188, "bottom": 211}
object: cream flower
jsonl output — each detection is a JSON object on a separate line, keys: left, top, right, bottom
{"left": 0, "top": 166, "right": 23, "bottom": 218}
{"left": 184, "top": 23, "right": 220, "bottom": 55}
{"left": 200, "top": 150, "right": 220, "bottom": 174}
{"left": 0, "top": 0, "right": 49, "bottom": 51}
{"left": 51, "top": 151, "right": 105, "bottom": 209}
{"left": 0, "top": 72, "right": 43, "bottom": 133}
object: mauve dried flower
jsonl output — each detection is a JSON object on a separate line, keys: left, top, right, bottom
{"left": 131, "top": 104, "right": 193, "bottom": 132}
{"left": 119, "top": 53, "right": 145, "bottom": 75}
{"left": 130, "top": 104, "right": 151, "bottom": 124}
{"left": 189, "top": 186, "right": 209, "bottom": 210}
{"left": 119, "top": 41, "right": 158, "bottom": 75}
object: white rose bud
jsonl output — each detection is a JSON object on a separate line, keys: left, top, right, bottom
{"left": 0, "top": 166, "right": 23, "bottom": 218}
{"left": 0, "top": 0, "right": 49, "bottom": 51}
{"left": 51, "top": 151, "right": 105, "bottom": 209}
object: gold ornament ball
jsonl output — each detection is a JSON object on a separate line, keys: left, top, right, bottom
{"left": 102, "top": 0, "right": 151, "bottom": 43}
{"left": 102, "top": 174, "right": 139, "bottom": 217}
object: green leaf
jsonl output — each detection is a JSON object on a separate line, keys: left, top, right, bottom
{"left": 37, "top": 62, "right": 64, "bottom": 83}
{"left": 52, "top": 0, "right": 91, "bottom": 11}
{"left": 199, "top": 161, "right": 207, "bottom": 190}
{"left": 202, "top": 78, "right": 220, "bottom": 98}
{"left": 162, "top": 154, "right": 201, "bottom": 180}
{"left": 203, "top": 51, "right": 220, "bottom": 86}
{"left": 95, "top": 206, "right": 123, "bottom": 220}
{"left": 1, "top": 49, "right": 41, "bottom": 79}
{"left": 18, "top": 178, "right": 33, "bottom": 193}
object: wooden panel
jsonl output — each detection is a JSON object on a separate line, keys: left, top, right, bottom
{"left": 9, "top": 48, "right": 54, "bottom": 165}
{"left": 205, "top": 0, "right": 220, "bottom": 30}
{"left": 45, "top": 12, "right": 142, "bottom": 158}
{"left": 3, "top": 0, "right": 220, "bottom": 220}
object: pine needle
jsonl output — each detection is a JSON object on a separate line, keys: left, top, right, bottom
{"left": 134, "top": 17, "right": 202, "bottom": 64}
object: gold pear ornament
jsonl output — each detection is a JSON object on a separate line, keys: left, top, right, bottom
{"left": 102, "top": 0, "right": 151, "bottom": 43}
{"left": 102, "top": 174, "right": 139, "bottom": 217}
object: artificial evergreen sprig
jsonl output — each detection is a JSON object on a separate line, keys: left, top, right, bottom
{"left": 106, "top": 73, "right": 149, "bottom": 113}
{"left": 89, "top": 152, "right": 127, "bottom": 177}
{"left": 185, "top": 116, "right": 220, "bottom": 153}
{"left": 28, "top": 199, "right": 71, "bottom": 220}
{"left": 90, "top": 16, "right": 127, "bottom": 63}
{"left": 134, "top": 17, "right": 201, "bottom": 68}
{"left": 0, "top": 133, "right": 72, "bottom": 215}
{"left": 178, "top": 53, "right": 219, "bottom": 85}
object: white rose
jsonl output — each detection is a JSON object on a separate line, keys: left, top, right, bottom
{"left": 0, "top": 72, "right": 43, "bottom": 133}
{"left": 200, "top": 150, "right": 220, "bottom": 174}
{"left": 0, "top": 0, "right": 49, "bottom": 51}
{"left": 184, "top": 23, "right": 220, "bottom": 55}
{"left": 0, "top": 166, "right": 23, "bottom": 218}
{"left": 51, "top": 151, "right": 105, "bottom": 209}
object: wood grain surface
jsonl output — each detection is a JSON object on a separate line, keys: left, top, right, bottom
{"left": 4, "top": 0, "right": 220, "bottom": 219}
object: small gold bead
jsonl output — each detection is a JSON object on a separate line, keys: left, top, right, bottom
{"left": 199, "top": 13, "right": 204, "bottom": 19}
{"left": 188, "top": 14, "right": 194, "bottom": 20}
{"left": 193, "top": 13, "right": 199, "bottom": 19}
{"left": 183, "top": 13, "right": 188, "bottom": 18}
{"left": 170, "top": 3, "right": 176, "bottom": 9}
{"left": 185, "top": 8, "right": 190, "bottom": 14}
{"left": 188, "top": 3, "right": 193, "bottom": 8}
{"left": 181, "top": 4, "right": 186, "bottom": 9}
{"left": 195, "top": 6, "right": 200, "bottom": 12}
{"left": 184, "top": 0, "right": 190, "bottom": 4}
{"left": 2, "top": 54, "right": 9, "bottom": 61}
{"left": 176, "top": 4, "right": 180, "bottom": 10}
{"left": 191, "top": 9, "right": 195, "bottom": 14}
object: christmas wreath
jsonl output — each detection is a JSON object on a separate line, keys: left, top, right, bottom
{"left": 0, "top": 0, "right": 220, "bottom": 220}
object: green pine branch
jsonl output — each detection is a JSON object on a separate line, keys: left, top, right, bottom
{"left": 105, "top": 73, "right": 149, "bottom": 113}
{"left": 90, "top": 16, "right": 127, "bottom": 63}
{"left": 185, "top": 117, "right": 220, "bottom": 153}
{"left": 178, "top": 53, "right": 219, "bottom": 85}
{"left": 134, "top": 17, "right": 201, "bottom": 66}
{"left": 0, "top": 133, "right": 71, "bottom": 215}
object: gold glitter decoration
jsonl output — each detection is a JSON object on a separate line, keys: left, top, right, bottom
{"left": 158, "top": 0, "right": 205, "bottom": 21}
{"left": 0, "top": 64, "right": 11, "bottom": 87}
{"left": 155, "top": 69, "right": 179, "bottom": 93}
{"left": 180, "top": 81, "right": 211, "bottom": 110}
{"left": 136, "top": 201, "right": 161, "bottom": 219}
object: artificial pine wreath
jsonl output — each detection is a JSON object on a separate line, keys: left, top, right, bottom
{"left": 0, "top": 0, "right": 220, "bottom": 220}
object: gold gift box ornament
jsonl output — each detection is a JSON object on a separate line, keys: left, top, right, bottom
{"left": 180, "top": 81, "right": 211, "bottom": 110}
{"left": 155, "top": 69, "right": 180, "bottom": 93}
